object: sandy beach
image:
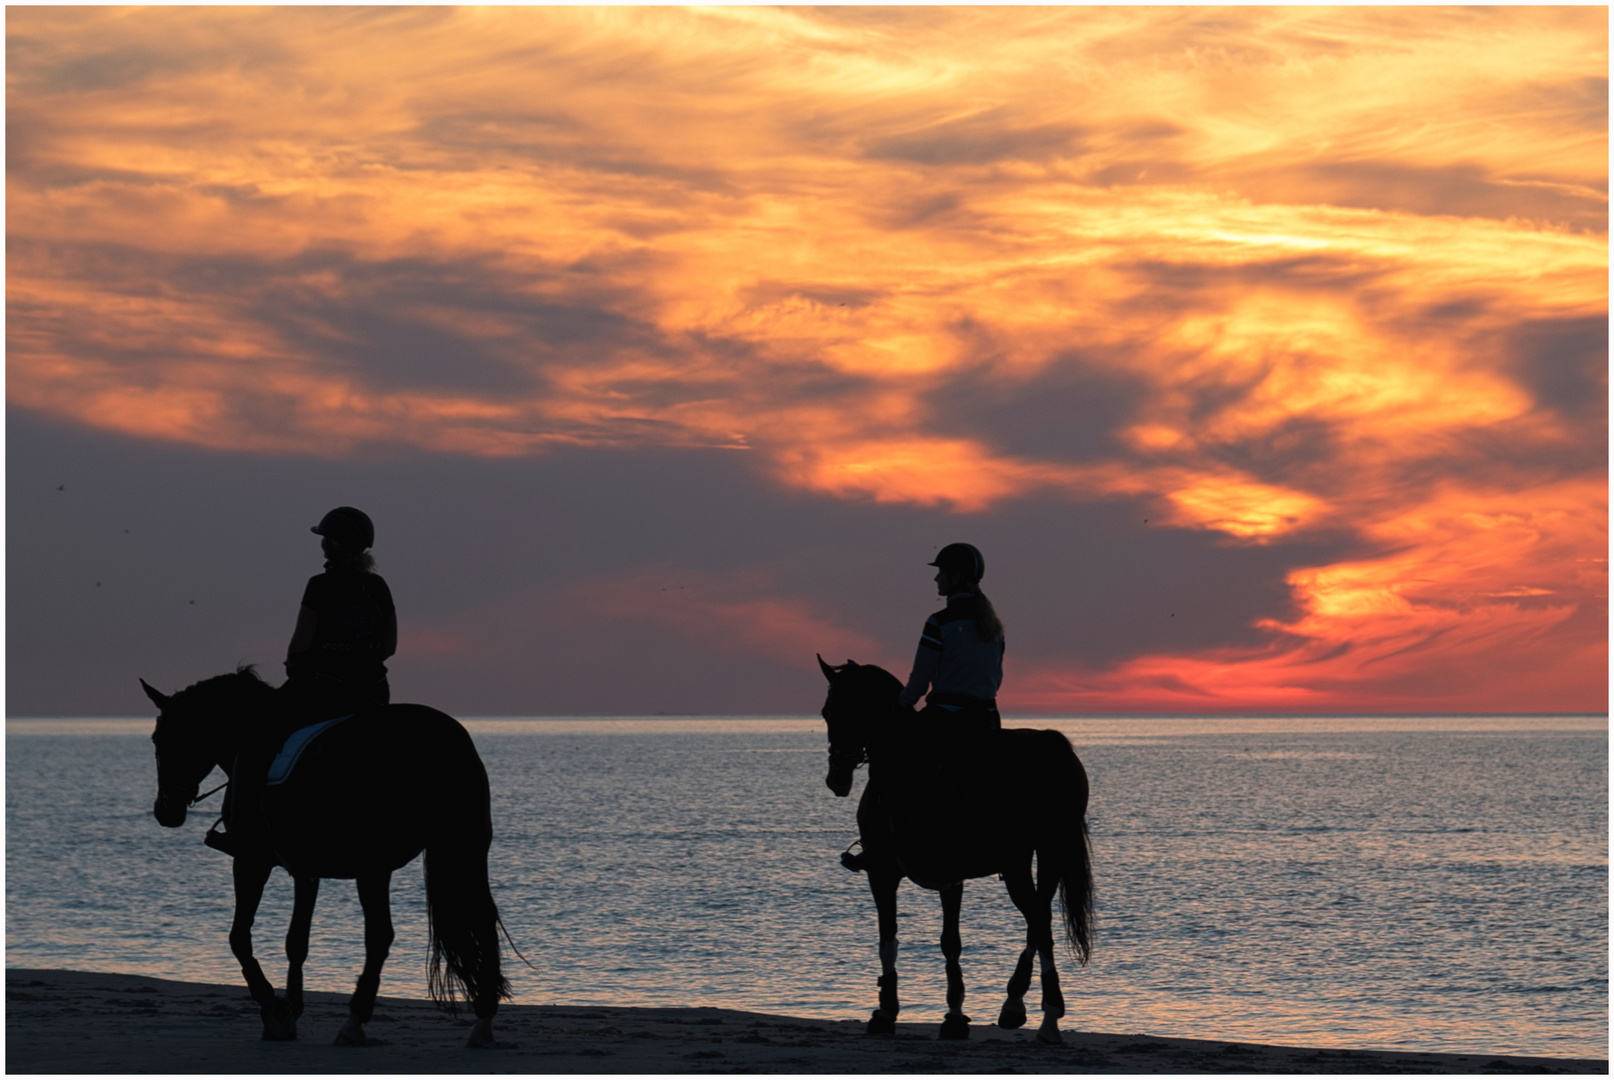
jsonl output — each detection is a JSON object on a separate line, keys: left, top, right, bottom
{"left": 6, "top": 968, "right": 1604, "bottom": 1074}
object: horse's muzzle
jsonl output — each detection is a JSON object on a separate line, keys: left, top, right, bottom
{"left": 826, "top": 765, "right": 854, "bottom": 798}
{"left": 153, "top": 796, "right": 188, "bottom": 828}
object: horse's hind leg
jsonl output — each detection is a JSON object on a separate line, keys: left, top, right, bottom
{"left": 938, "top": 882, "right": 970, "bottom": 1040}
{"left": 285, "top": 875, "right": 319, "bottom": 1020}
{"left": 422, "top": 824, "right": 509, "bottom": 1048}
{"left": 998, "top": 867, "right": 1037, "bottom": 1031}
{"left": 1032, "top": 858, "right": 1066, "bottom": 1044}
{"left": 335, "top": 871, "right": 394, "bottom": 1047}
{"left": 866, "top": 865, "right": 902, "bottom": 1035}
{"left": 1001, "top": 862, "right": 1063, "bottom": 1043}
{"left": 230, "top": 857, "right": 296, "bottom": 1041}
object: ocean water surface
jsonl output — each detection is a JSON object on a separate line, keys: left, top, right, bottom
{"left": 5, "top": 713, "right": 1607, "bottom": 1059}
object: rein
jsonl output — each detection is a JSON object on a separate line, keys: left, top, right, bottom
{"left": 190, "top": 780, "right": 229, "bottom": 806}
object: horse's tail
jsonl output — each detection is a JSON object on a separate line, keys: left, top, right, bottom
{"left": 423, "top": 737, "right": 511, "bottom": 1017}
{"left": 1046, "top": 732, "right": 1094, "bottom": 965}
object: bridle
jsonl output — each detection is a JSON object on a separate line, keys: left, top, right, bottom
{"left": 823, "top": 682, "right": 869, "bottom": 772}
{"left": 152, "top": 739, "right": 229, "bottom": 833}
{"left": 828, "top": 742, "right": 867, "bottom": 771}
{"left": 153, "top": 703, "right": 228, "bottom": 814}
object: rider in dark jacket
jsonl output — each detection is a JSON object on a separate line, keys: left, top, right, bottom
{"left": 284, "top": 506, "right": 396, "bottom": 722}
{"left": 206, "top": 507, "right": 395, "bottom": 857}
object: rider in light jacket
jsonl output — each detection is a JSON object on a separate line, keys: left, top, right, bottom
{"left": 898, "top": 542, "right": 1004, "bottom": 734}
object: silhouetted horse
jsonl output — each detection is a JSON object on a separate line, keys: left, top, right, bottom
{"left": 142, "top": 667, "right": 509, "bottom": 1047}
{"left": 818, "top": 656, "right": 1093, "bottom": 1043}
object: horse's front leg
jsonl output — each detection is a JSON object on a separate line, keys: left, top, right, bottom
{"left": 334, "top": 871, "right": 394, "bottom": 1047}
{"left": 230, "top": 857, "right": 296, "bottom": 1041}
{"left": 285, "top": 874, "right": 319, "bottom": 1020}
{"left": 866, "top": 864, "right": 902, "bottom": 1035}
{"left": 937, "top": 882, "right": 969, "bottom": 1040}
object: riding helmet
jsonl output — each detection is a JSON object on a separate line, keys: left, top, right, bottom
{"left": 928, "top": 542, "right": 985, "bottom": 582}
{"left": 312, "top": 506, "right": 375, "bottom": 551}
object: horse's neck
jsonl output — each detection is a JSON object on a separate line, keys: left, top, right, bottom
{"left": 862, "top": 709, "right": 907, "bottom": 763}
{"left": 207, "top": 722, "right": 250, "bottom": 775}
{"left": 202, "top": 691, "right": 275, "bottom": 772}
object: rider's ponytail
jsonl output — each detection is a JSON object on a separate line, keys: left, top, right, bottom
{"left": 963, "top": 583, "right": 1004, "bottom": 643}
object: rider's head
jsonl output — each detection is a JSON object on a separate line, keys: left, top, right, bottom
{"left": 312, "top": 506, "right": 375, "bottom": 556}
{"left": 928, "top": 542, "right": 985, "bottom": 592}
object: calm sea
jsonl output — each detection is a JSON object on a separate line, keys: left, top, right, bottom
{"left": 5, "top": 714, "right": 1607, "bottom": 1060}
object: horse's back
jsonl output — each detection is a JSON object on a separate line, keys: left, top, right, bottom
{"left": 866, "top": 724, "right": 1085, "bottom": 886}
{"left": 262, "top": 703, "right": 488, "bottom": 878}
{"left": 1001, "top": 726, "right": 1087, "bottom": 808}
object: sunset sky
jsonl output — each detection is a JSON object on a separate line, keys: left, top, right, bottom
{"left": 7, "top": 5, "right": 1607, "bottom": 717}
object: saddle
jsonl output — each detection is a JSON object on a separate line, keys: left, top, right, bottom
{"left": 203, "top": 714, "right": 354, "bottom": 858}
{"left": 876, "top": 724, "right": 1009, "bottom": 884}
{"left": 265, "top": 715, "right": 350, "bottom": 787}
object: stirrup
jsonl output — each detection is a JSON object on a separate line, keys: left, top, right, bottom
{"left": 204, "top": 824, "right": 237, "bottom": 856}
{"left": 841, "top": 841, "right": 866, "bottom": 873}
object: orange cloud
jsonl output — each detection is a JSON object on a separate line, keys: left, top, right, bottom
{"left": 7, "top": 6, "right": 1605, "bottom": 712}
{"left": 1007, "top": 475, "right": 1607, "bottom": 713}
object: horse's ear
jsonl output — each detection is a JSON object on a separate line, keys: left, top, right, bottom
{"left": 139, "top": 678, "right": 170, "bottom": 709}
{"left": 817, "top": 654, "right": 837, "bottom": 682}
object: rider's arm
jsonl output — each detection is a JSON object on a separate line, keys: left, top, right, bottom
{"left": 287, "top": 604, "right": 318, "bottom": 659}
{"left": 354, "top": 574, "right": 397, "bottom": 662}
{"left": 897, "top": 615, "right": 943, "bottom": 708}
{"left": 374, "top": 578, "right": 397, "bottom": 660}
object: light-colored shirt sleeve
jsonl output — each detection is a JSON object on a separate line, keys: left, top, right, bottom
{"left": 898, "top": 615, "right": 944, "bottom": 708}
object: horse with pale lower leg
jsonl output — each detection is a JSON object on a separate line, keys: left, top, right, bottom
{"left": 818, "top": 656, "right": 1093, "bottom": 1043}
{"left": 143, "top": 667, "right": 511, "bottom": 1048}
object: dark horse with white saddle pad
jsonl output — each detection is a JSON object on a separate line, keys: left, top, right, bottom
{"left": 818, "top": 656, "right": 1093, "bottom": 1043}
{"left": 142, "top": 667, "right": 510, "bottom": 1047}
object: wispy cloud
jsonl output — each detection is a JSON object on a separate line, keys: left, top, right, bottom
{"left": 7, "top": 6, "right": 1604, "bottom": 711}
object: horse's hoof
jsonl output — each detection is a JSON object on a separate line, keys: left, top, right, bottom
{"left": 998, "top": 1001, "right": 1027, "bottom": 1029}
{"left": 866, "top": 1011, "right": 896, "bottom": 1035}
{"left": 333, "top": 1019, "right": 375, "bottom": 1047}
{"left": 1036, "top": 1021, "right": 1063, "bottom": 1046}
{"left": 939, "top": 1013, "right": 970, "bottom": 1040}
{"left": 466, "top": 1017, "right": 513, "bottom": 1049}
{"left": 260, "top": 999, "right": 296, "bottom": 1041}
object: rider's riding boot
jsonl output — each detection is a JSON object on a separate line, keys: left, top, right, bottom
{"left": 203, "top": 755, "right": 255, "bottom": 858}
{"left": 204, "top": 779, "right": 238, "bottom": 855}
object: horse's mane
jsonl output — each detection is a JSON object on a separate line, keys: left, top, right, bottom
{"left": 823, "top": 660, "right": 907, "bottom": 748}
{"left": 841, "top": 660, "right": 904, "bottom": 703}
{"left": 171, "top": 664, "right": 278, "bottom": 708}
